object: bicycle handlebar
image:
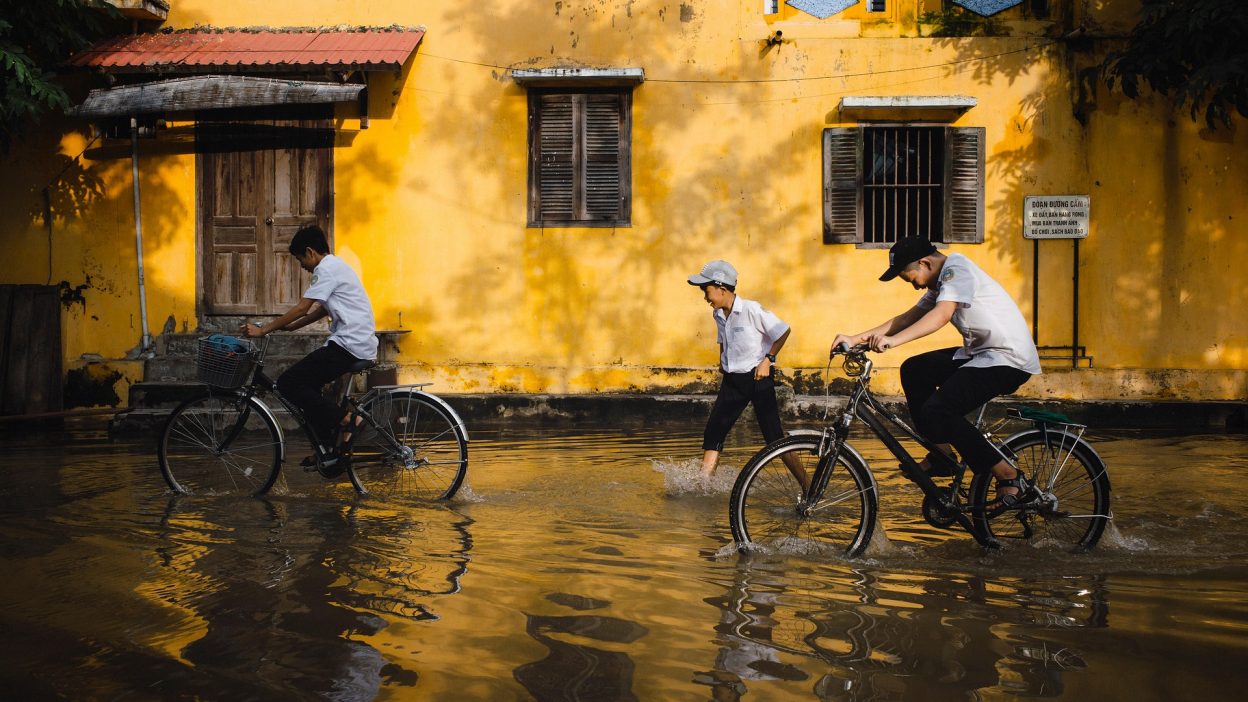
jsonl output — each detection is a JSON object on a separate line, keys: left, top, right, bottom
{"left": 831, "top": 342, "right": 870, "bottom": 358}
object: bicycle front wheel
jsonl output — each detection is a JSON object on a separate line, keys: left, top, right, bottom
{"left": 729, "top": 436, "right": 878, "bottom": 557}
{"left": 971, "top": 431, "right": 1111, "bottom": 551}
{"left": 159, "top": 393, "right": 283, "bottom": 496}
{"left": 347, "top": 390, "right": 468, "bottom": 500}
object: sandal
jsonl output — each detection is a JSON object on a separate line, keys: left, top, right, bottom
{"left": 985, "top": 473, "right": 1033, "bottom": 512}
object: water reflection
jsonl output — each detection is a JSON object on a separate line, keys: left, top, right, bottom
{"left": 143, "top": 496, "right": 473, "bottom": 698}
{"left": 3, "top": 424, "right": 1247, "bottom": 700}
{"left": 704, "top": 558, "right": 1108, "bottom": 700}
{"left": 514, "top": 605, "right": 648, "bottom": 701}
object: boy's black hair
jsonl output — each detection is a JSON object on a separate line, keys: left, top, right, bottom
{"left": 701, "top": 282, "right": 736, "bottom": 294}
{"left": 289, "top": 225, "right": 330, "bottom": 255}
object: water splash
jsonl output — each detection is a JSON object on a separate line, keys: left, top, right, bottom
{"left": 863, "top": 524, "right": 903, "bottom": 557}
{"left": 451, "top": 483, "right": 485, "bottom": 504}
{"left": 1098, "top": 521, "right": 1150, "bottom": 552}
{"left": 734, "top": 535, "right": 849, "bottom": 560}
{"left": 651, "top": 458, "right": 737, "bottom": 496}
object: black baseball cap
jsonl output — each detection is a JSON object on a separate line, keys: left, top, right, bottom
{"left": 879, "top": 237, "right": 937, "bottom": 281}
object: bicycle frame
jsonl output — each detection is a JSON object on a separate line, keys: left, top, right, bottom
{"left": 207, "top": 336, "right": 348, "bottom": 464}
{"left": 340, "top": 383, "right": 471, "bottom": 469}
{"left": 808, "top": 350, "right": 998, "bottom": 548}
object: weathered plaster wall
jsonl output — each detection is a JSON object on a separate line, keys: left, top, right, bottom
{"left": 1, "top": 0, "right": 1243, "bottom": 403}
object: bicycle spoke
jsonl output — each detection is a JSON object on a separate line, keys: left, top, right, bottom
{"left": 731, "top": 438, "right": 875, "bottom": 557}
{"left": 159, "top": 395, "right": 282, "bottom": 496}
{"left": 976, "top": 432, "right": 1109, "bottom": 550}
{"left": 348, "top": 391, "right": 467, "bottom": 501}
{"left": 809, "top": 485, "right": 871, "bottom": 513}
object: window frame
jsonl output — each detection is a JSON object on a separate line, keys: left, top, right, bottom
{"left": 822, "top": 124, "right": 984, "bottom": 246}
{"left": 526, "top": 87, "right": 633, "bottom": 228}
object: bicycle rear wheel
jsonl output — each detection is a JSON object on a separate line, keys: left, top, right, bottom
{"left": 729, "top": 436, "right": 878, "bottom": 558}
{"left": 159, "top": 393, "right": 282, "bottom": 496}
{"left": 971, "top": 431, "right": 1111, "bottom": 551}
{"left": 347, "top": 390, "right": 468, "bottom": 500}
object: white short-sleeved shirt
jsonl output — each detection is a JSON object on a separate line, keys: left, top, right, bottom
{"left": 917, "top": 253, "right": 1041, "bottom": 375}
{"left": 713, "top": 296, "right": 790, "bottom": 373}
{"left": 303, "top": 254, "right": 378, "bottom": 361}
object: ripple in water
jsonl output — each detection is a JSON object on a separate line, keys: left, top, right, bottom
{"left": 650, "top": 458, "right": 737, "bottom": 496}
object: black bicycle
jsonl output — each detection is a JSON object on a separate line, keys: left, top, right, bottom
{"left": 729, "top": 344, "right": 1111, "bottom": 556}
{"left": 158, "top": 335, "right": 469, "bottom": 500}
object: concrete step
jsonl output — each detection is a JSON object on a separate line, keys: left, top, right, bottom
{"left": 143, "top": 355, "right": 312, "bottom": 383}
{"left": 111, "top": 406, "right": 304, "bottom": 435}
{"left": 161, "top": 332, "right": 330, "bottom": 358}
{"left": 128, "top": 381, "right": 207, "bottom": 409}
{"left": 130, "top": 363, "right": 400, "bottom": 408}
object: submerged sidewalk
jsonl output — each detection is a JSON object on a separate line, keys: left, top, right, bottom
{"left": 408, "top": 391, "right": 1246, "bottom": 432}
{"left": 91, "top": 390, "right": 1247, "bottom": 435}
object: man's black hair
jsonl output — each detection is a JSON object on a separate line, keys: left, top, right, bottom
{"left": 289, "top": 225, "right": 330, "bottom": 255}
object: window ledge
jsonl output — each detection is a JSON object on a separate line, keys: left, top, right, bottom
{"left": 839, "top": 95, "right": 977, "bottom": 121}
{"left": 512, "top": 67, "right": 644, "bottom": 88}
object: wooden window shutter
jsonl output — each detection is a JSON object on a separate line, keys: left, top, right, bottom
{"left": 943, "top": 126, "right": 985, "bottom": 244}
{"left": 532, "top": 93, "right": 576, "bottom": 223}
{"left": 822, "top": 127, "right": 862, "bottom": 244}
{"left": 529, "top": 90, "right": 630, "bottom": 227}
{"left": 584, "top": 93, "right": 629, "bottom": 222}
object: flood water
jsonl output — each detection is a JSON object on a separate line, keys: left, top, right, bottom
{"left": 2, "top": 417, "right": 1247, "bottom": 701}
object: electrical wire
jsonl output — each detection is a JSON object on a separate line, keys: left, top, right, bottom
{"left": 416, "top": 40, "right": 1056, "bottom": 86}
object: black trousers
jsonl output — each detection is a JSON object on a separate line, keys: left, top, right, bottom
{"left": 276, "top": 341, "right": 360, "bottom": 446}
{"left": 899, "top": 347, "right": 1032, "bottom": 473}
{"left": 702, "top": 370, "right": 785, "bottom": 452}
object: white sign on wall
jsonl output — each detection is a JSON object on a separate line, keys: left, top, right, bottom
{"left": 1024, "top": 195, "right": 1090, "bottom": 239}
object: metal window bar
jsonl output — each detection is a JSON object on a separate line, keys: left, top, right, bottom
{"left": 863, "top": 127, "right": 943, "bottom": 244}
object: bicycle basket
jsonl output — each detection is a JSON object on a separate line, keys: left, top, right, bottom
{"left": 196, "top": 336, "right": 259, "bottom": 388}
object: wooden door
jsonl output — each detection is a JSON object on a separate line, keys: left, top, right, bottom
{"left": 199, "top": 120, "right": 333, "bottom": 317}
{"left": 0, "top": 285, "right": 62, "bottom": 416}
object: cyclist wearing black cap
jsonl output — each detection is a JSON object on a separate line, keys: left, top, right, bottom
{"left": 830, "top": 237, "right": 1042, "bottom": 508}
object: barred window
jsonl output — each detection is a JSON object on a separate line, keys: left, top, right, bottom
{"left": 823, "top": 125, "right": 984, "bottom": 245}
{"left": 527, "top": 89, "right": 632, "bottom": 227}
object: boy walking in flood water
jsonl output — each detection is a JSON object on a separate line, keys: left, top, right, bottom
{"left": 688, "top": 260, "right": 808, "bottom": 490}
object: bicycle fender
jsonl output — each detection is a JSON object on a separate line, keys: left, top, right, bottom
{"left": 1002, "top": 428, "right": 1109, "bottom": 490}
{"left": 797, "top": 435, "right": 877, "bottom": 499}
{"left": 404, "top": 389, "right": 470, "bottom": 443}
{"left": 243, "top": 395, "right": 287, "bottom": 463}
{"left": 836, "top": 440, "right": 878, "bottom": 498}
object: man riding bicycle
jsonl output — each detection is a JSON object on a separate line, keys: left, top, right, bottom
{"left": 830, "top": 237, "right": 1042, "bottom": 508}
{"left": 240, "top": 225, "right": 378, "bottom": 476}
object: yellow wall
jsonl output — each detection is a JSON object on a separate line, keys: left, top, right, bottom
{"left": 1, "top": 0, "right": 1244, "bottom": 403}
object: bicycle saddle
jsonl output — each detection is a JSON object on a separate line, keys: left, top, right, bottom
{"left": 349, "top": 359, "right": 377, "bottom": 373}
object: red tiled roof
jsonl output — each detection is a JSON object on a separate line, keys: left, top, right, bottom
{"left": 69, "top": 28, "right": 425, "bottom": 73}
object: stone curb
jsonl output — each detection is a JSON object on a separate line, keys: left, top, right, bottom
{"left": 98, "top": 391, "right": 1247, "bottom": 435}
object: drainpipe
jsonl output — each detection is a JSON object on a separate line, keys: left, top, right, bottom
{"left": 131, "top": 116, "right": 153, "bottom": 356}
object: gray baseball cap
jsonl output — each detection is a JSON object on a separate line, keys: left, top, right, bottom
{"left": 687, "top": 260, "right": 738, "bottom": 287}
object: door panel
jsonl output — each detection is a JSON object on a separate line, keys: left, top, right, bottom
{"left": 269, "top": 140, "right": 325, "bottom": 310}
{"left": 199, "top": 120, "right": 332, "bottom": 317}
{"left": 203, "top": 148, "right": 265, "bottom": 315}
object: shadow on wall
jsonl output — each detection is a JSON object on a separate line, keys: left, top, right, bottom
{"left": 929, "top": 26, "right": 1248, "bottom": 368}
{"left": 401, "top": 3, "right": 817, "bottom": 389}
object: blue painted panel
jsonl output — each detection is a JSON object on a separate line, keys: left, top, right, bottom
{"left": 786, "top": 0, "right": 859, "bottom": 20}
{"left": 952, "top": 0, "right": 1024, "bottom": 16}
